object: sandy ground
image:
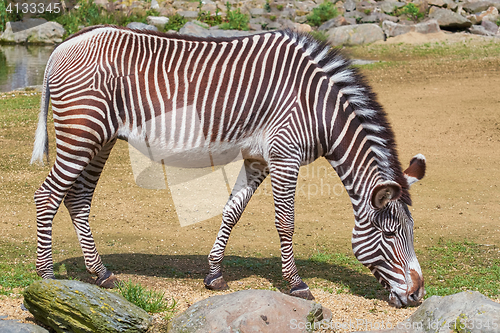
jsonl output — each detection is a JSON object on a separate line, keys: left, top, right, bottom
{"left": 1, "top": 33, "right": 499, "bottom": 332}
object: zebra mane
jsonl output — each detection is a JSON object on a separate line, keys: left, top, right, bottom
{"left": 282, "top": 30, "right": 411, "bottom": 204}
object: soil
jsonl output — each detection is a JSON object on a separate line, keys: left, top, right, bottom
{"left": 1, "top": 34, "right": 499, "bottom": 332}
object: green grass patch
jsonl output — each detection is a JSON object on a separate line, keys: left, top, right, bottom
{"left": 0, "top": 241, "right": 40, "bottom": 295}
{"left": 346, "top": 40, "right": 500, "bottom": 62}
{"left": 116, "top": 279, "right": 177, "bottom": 317}
{"left": 306, "top": 1, "right": 339, "bottom": 27}
{"left": 420, "top": 239, "right": 500, "bottom": 298}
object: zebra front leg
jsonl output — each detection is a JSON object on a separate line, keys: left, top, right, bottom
{"left": 63, "top": 139, "right": 118, "bottom": 288}
{"left": 204, "top": 159, "right": 268, "bottom": 290}
{"left": 269, "top": 158, "right": 315, "bottom": 300}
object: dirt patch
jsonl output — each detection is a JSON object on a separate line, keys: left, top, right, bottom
{"left": 1, "top": 39, "right": 499, "bottom": 332}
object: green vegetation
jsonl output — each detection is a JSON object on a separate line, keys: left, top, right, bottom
{"left": 196, "top": 0, "right": 223, "bottom": 27}
{"left": 264, "top": 0, "right": 271, "bottom": 12}
{"left": 164, "top": 14, "right": 187, "bottom": 32}
{"left": 0, "top": 241, "right": 40, "bottom": 296}
{"left": 0, "top": 0, "right": 7, "bottom": 32}
{"left": 395, "top": 3, "right": 424, "bottom": 22}
{"left": 346, "top": 39, "right": 500, "bottom": 63}
{"left": 220, "top": 2, "right": 249, "bottom": 30}
{"left": 0, "top": 0, "right": 23, "bottom": 32}
{"left": 116, "top": 280, "right": 177, "bottom": 317}
{"left": 306, "top": 1, "right": 338, "bottom": 27}
{"left": 37, "top": 0, "right": 161, "bottom": 37}
{"left": 420, "top": 240, "right": 500, "bottom": 298}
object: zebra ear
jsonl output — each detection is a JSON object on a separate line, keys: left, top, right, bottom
{"left": 404, "top": 154, "right": 426, "bottom": 187}
{"left": 371, "top": 181, "right": 402, "bottom": 209}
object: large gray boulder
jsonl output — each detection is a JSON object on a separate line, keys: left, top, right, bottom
{"left": 429, "top": 7, "right": 473, "bottom": 29}
{"left": 382, "top": 20, "right": 441, "bottom": 37}
{"left": 469, "top": 24, "right": 497, "bottom": 35}
{"left": 463, "top": 0, "right": 500, "bottom": 13}
{"left": 0, "top": 19, "right": 65, "bottom": 44}
{"left": 0, "top": 317, "right": 49, "bottom": 333}
{"left": 23, "top": 280, "right": 153, "bottom": 333}
{"left": 168, "top": 289, "right": 332, "bottom": 333}
{"left": 326, "top": 24, "right": 385, "bottom": 46}
{"left": 362, "top": 291, "right": 500, "bottom": 333}
{"left": 378, "top": 1, "right": 406, "bottom": 14}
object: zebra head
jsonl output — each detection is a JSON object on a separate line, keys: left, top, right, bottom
{"left": 352, "top": 154, "right": 426, "bottom": 308}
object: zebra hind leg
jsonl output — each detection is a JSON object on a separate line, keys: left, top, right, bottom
{"left": 269, "top": 157, "right": 315, "bottom": 301}
{"left": 34, "top": 146, "right": 104, "bottom": 280}
{"left": 204, "top": 159, "right": 269, "bottom": 290}
{"left": 63, "top": 139, "right": 118, "bottom": 288}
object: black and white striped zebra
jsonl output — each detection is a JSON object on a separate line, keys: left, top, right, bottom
{"left": 31, "top": 25, "right": 426, "bottom": 307}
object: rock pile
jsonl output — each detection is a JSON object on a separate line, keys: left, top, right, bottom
{"left": 141, "top": 0, "right": 499, "bottom": 45}
{"left": 1, "top": 0, "right": 499, "bottom": 44}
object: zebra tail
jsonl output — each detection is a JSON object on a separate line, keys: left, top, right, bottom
{"left": 30, "top": 66, "right": 50, "bottom": 165}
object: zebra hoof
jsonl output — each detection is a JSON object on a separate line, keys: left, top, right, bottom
{"left": 290, "top": 282, "right": 315, "bottom": 300}
{"left": 204, "top": 272, "right": 228, "bottom": 290}
{"left": 96, "top": 272, "right": 119, "bottom": 289}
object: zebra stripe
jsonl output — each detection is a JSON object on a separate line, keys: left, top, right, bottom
{"left": 31, "top": 26, "right": 425, "bottom": 306}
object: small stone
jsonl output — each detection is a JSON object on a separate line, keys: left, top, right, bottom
{"left": 382, "top": 19, "right": 441, "bottom": 37}
{"left": 126, "top": 22, "right": 159, "bottom": 31}
{"left": 176, "top": 10, "right": 199, "bottom": 19}
{"left": 146, "top": 16, "right": 169, "bottom": 29}
{"left": 326, "top": 23, "right": 385, "bottom": 46}
{"left": 469, "top": 24, "right": 496, "bottom": 35}
{"left": 478, "top": 6, "right": 499, "bottom": 23}
{"left": 482, "top": 19, "right": 500, "bottom": 33}
{"left": 319, "top": 16, "right": 350, "bottom": 31}
{"left": 344, "top": 0, "right": 356, "bottom": 12}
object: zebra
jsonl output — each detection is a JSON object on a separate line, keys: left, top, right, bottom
{"left": 31, "top": 25, "right": 426, "bottom": 308}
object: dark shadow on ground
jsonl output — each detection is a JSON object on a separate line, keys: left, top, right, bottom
{"left": 56, "top": 253, "right": 388, "bottom": 302}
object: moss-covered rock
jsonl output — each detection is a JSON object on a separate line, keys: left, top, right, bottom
{"left": 23, "top": 280, "right": 153, "bottom": 333}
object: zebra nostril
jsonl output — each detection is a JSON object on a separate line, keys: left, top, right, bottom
{"left": 408, "top": 287, "right": 422, "bottom": 303}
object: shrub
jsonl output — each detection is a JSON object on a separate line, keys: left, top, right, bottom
{"left": 396, "top": 3, "right": 424, "bottom": 22}
{"left": 197, "top": 0, "right": 223, "bottom": 27}
{"left": 219, "top": 2, "right": 249, "bottom": 31}
{"left": 164, "top": 13, "right": 187, "bottom": 32}
{"left": 306, "top": 1, "right": 338, "bottom": 27}
{"left": 264, "top": 0, "right": 271, "bottom": 12}
{"left": 116, "top": 280, "right": 177, "bottom": 315}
